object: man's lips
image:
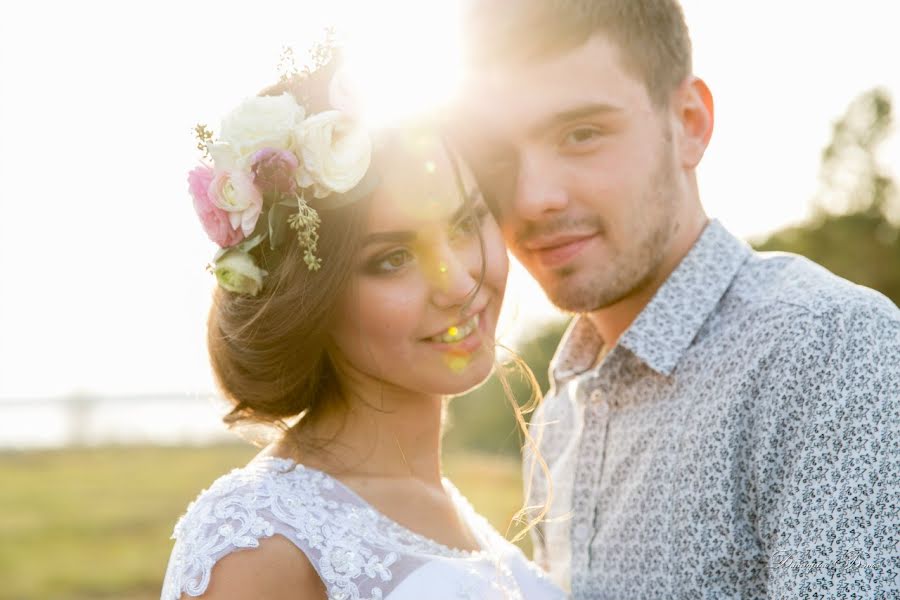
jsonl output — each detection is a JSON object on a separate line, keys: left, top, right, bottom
{"left": 522, "top": 233, "right": 597, "bottom": 269}
{"left": 521, "top": 232, "right": 597, "bottom": 251}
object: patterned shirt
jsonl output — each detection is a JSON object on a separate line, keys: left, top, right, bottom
{"left": 524, "top": 219, "right": 900, "bottom": 599}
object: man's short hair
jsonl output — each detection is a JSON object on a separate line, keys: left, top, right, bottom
{"left": 464, "top": 0, "right": 693, "bottom": 106}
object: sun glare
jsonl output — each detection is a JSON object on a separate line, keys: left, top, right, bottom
{"left": 337, "top": 1, "right": 464, "bottom": 128}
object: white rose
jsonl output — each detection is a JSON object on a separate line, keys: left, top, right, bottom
{"left": 293, "top": 111, "right": 372, "bottom": 199}
{"left": 214, "top": 250, "right": 267, "bottom": 296}
{"left": 220, "top": 93, "right": 306, "bottom": 164}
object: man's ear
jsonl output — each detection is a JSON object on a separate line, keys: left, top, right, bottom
{"left": 673, "top": 76, "right": 714, "bottom": 169}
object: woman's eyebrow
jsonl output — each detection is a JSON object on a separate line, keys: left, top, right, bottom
{"left": 361, "top": 190, "right": 483, "bottom": 247}
{"left": 362, "top": 231, "right": 418, "bottom": 246}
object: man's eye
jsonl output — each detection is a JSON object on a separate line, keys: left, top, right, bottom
{"left": 564, "top": 128, "right": 601, "bottom": 145}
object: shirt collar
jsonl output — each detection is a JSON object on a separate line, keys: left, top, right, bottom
{"left": 550, "top": 219, "right": 751, "bottom": 382}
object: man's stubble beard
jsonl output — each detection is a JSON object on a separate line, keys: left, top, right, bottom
{"left": 545, "top": 140, "right": 680, "bottom": 314}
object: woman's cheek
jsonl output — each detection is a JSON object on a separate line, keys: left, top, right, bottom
{"left": 356, "top": 278, "right": 426, "bottom": 338}
{"left": 483, "top": 226, "right": 510, "bottom": 291}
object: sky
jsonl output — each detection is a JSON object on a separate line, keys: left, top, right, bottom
{"left": 1, "top": 1, "right": 898, "bottom": 400}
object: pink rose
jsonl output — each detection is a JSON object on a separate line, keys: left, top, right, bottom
{"left": 188, "top": 166, "right": 244, "bottom": 247}
{"left": 251, "top": 148, "right": 299, "bottom": 197}
{"left": 209, "top": 169, "right": 263, "bottom": 237}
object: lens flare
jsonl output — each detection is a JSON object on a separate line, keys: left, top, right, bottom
{"left": 337, "top": 1, "right": 463, "bottom": 128}
{"left": 444, "top": 352, "right": 472, "bottom": 373}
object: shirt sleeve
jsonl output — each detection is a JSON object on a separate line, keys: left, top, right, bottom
{"left": 755, "top": 300, "right": 900, "bottom": 598}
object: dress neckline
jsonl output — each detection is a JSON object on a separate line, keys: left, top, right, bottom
{"left": 251, "top": 454, "right": 491, "bottom": 559}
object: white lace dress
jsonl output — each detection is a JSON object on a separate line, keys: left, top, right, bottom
{"left": 160, "top": 455, "right": 567, "bottom": 600}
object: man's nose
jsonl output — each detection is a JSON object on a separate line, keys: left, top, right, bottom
{"left": 512, "top": 151, "right": 568, "bottom": 221}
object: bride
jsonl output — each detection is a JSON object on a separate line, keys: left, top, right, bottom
{"left": 160, "top": 50, "right": 566, "bottom": 600}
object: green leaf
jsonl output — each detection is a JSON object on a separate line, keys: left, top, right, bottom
{"left": 268, "top": 203, "right": 292, "bottom": 251}
{"left": 236, "top": 232, "right": 266, "bottom": 254}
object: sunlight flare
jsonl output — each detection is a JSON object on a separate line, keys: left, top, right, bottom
{"left": 337, "top": 1, "right": 464, "bottom": 127}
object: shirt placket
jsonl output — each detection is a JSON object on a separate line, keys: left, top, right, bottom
{"left": 569, "top": 376, "right": 611, "bottom": 598}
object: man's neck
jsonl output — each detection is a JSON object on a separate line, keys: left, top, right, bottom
{"left": 587, "top": 215, "right": 709, "bottom": 347}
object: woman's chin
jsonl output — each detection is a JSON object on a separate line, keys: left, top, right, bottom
{"left": 434, "top": 347, "right": 497, "bottom": 396}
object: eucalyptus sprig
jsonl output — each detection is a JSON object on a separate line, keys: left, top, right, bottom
{"left": 287, "top": 195, "right": 323, "bottom": 271}
{"left": 193, "top": 124, "right": 214, "bottom": 159}
{"left": 277, "top": 46, "right": 300, "bottom": 84}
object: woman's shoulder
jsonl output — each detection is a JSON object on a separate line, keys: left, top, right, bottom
{"left": 178, "top": 534, "right": 325, "bottom": 599}
{"left": 160, "top": 456, "right": 336, "bottom": 599}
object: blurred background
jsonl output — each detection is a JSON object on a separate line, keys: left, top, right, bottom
{"left": 1, "top": 1, "right": 898, "bottom": 598}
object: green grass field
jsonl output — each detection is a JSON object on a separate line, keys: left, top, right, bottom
{"left": 0, "top": 444, "right": 529, "bottom": 600}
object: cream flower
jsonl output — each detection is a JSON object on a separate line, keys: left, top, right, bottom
{"left": 213, "top": 250, "right": 267, "bottom": 296}
{"left": 207, "top": 142, "right": 240, "bottom": 172}
{"left": 208, "top": 169, "right": 263, "bottom": 236}
{"left": 219, "top": 93, "right": 306, "bottom": 165}
{"left": 293, "top": 111, "right": 372, "bottom": 199}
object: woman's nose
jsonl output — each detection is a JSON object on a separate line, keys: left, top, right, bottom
{"left": 428, "top": 244, "right": 481, "bottom": 310}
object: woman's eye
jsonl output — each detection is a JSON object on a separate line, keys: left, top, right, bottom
{"left": 454, "top": 216, "right": 480, "bottom": 236}
{"left": 452, "top": 206, "right": 489, "bottom": 238}
{"left": 369, "top": 249, "right": 413, "bottom": 274}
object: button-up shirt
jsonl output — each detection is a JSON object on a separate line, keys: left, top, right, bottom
{"left": 525, "top": 220, "right": 899, "bottom": 599}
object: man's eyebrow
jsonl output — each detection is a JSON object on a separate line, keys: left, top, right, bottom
{"left": 530, "top": 102, "right": 623, "bottom": 136}
{"left": 361, "top": 190, "right": 482, "bottom": 247}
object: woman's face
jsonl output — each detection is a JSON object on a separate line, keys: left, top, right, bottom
{"left": 330, "top": 133, "right": 509, "bottom": 396}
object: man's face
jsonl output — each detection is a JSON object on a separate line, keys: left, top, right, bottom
{"left": 458, "top": 35, "right": 688, "bottom": 313}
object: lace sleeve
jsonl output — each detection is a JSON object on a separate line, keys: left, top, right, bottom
{"left": 159, "top": 470, "right": 280, "bottom": 599}
{"left": 159, "top": 460, "right": 405, "bottom": 600}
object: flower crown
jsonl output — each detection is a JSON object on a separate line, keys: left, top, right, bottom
{"left": 188, "top": 57, "right": 375, "bottom": 296}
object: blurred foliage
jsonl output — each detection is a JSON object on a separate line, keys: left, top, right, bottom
{"left": 445, "top": 318, "right": 570, "bottom": 456}
{"left": 0, "top": 444, "right": 527, "bottom": 600}
{"left": 753, "top": 88, "right": 900, "bottom": 305}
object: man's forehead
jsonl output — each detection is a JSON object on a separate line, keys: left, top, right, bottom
{"left": 459, "top": 38, "right": 649, "bottom": 140}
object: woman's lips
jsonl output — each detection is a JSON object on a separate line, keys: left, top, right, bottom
{"left": 422, "top": 309, "right": 488, "bottom": 354}
{"left": 531, "top": 235, "right": 595, "bottom": 269}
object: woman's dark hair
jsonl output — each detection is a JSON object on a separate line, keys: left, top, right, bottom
{"left": 207, "top": 67, "right": 373, "bottom": 443}
{"left": 205, "top": 59, "right": 552, "bottom": 539}
{"left": 208, "top": 180, "right": 371, "bottom": 440}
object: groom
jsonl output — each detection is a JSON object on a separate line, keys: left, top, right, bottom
{"left": 454, "top": 1, "right": 899, "bottom": 598}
